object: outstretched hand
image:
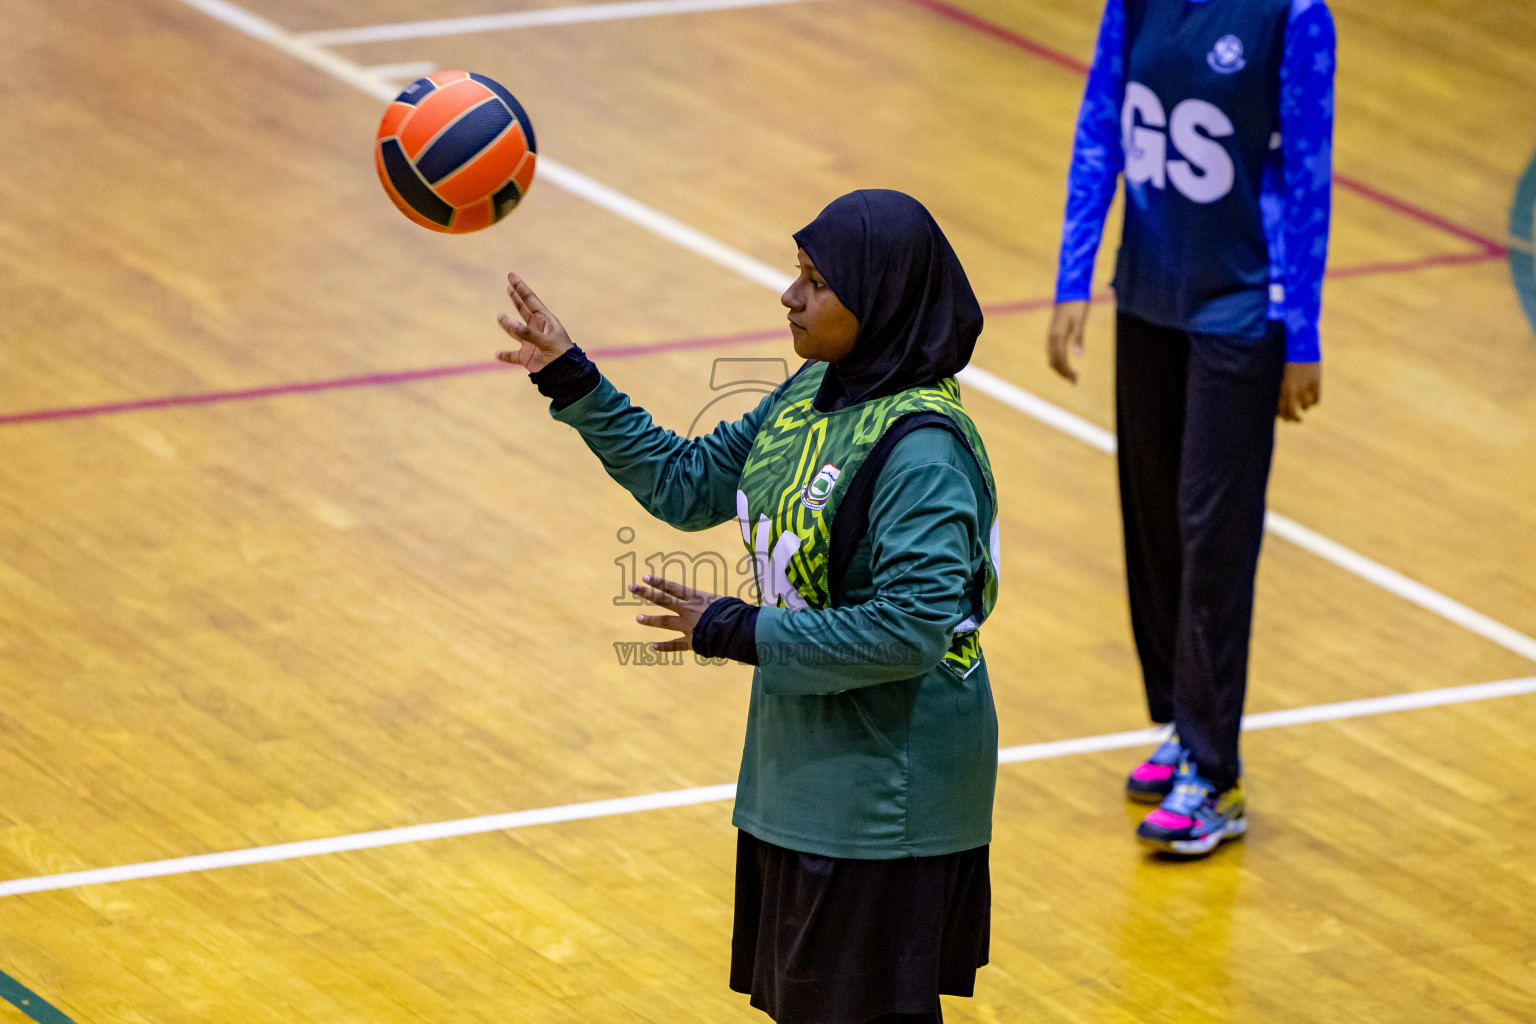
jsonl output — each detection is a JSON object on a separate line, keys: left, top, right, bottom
{"left": 496, "top": 273, "right": 574, "bottom": 372}
{"left": 630, "top": 575, "right": 723, "bottom": 654}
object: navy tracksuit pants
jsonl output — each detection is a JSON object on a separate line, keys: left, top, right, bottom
{"left": 1115, "top": 311, "right": 1287, "bottom": 792}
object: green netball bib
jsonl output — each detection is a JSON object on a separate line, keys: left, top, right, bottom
{"left": 736, "top": 363, "right": 1000, "bottom": 676}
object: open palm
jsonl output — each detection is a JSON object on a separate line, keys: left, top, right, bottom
{"left": 496, "top": 272, "right": 574, "bottom": 372}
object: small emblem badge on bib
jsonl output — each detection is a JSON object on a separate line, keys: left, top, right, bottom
{"left": 1207, "top": 34, "right": 1246, "bottom": 74}
{"left": 801, "top": 464, "right": 841, "bottom": 511}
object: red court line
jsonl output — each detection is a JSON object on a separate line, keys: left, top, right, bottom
{"left": 901, "top": 0, "right": 1509, "bottom": 257}
{"left": 980, "top": 295, "right": 1060, "bottom": 315}
{"left": 0, "top": 363, "right": 501, "bottom": 427}
{"left": 1331, "top": 175, "right": 1509, "bottom": 256}
{"left": 0, "top": 327, "right": 787, "bottom": 427}
{"left": 1323, "top": 249, "right": 1504, "bottom": 280}
{"left": 0, "top": 251, "right": 1500, "bottom": 429}
{"left": 901, "top": 0, "right": 1090, "bottom": 74}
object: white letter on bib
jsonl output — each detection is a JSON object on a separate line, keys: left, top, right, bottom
{"left": 1167, "top": 99, "right": 1235, "bottom": 204}
{"left": 737, "top": 490, "right": 808, "bottom": 611}
{"left": 1122, "top": 82, "right": 1167, "bottom": 189}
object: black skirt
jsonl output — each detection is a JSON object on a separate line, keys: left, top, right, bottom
{"left": 729, "top": 831, "right": 990, "bottom": 1024}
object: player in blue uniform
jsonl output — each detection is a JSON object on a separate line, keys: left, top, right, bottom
{"left": 1048, "top": 0, "right": 1336, "bottom": 855}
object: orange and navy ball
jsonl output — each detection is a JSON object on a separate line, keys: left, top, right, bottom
{"left": 375, "top": 70, "right": 537, "bottom": 234}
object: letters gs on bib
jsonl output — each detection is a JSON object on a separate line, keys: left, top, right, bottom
{"left": 1123, "top": 82, "right": 1238, "bottom": 205}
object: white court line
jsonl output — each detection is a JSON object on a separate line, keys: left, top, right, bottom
{"left": 180, "top": 0, "right": 1536, "bottom": 659}
{"left": 362, "top": 60, "right": 439, "bottom": 83}
{"left": 1000, "top": 675, "right": 1536, "bottom": 763}
{"left": 0, "top": 784, "right": 738, "bottom": 899}
{"left": 177, "top": 0, "right": 796, "bottom": 294}
{"left": 543, "top": 161, "right": 794, "bottom": 292}
{"left": 178, "top": 0, "right": 403, "bottom": 102}
{"left": 957, "top": 365, "right": 1536, "bottom": 665}
{"left": 958, "top": 364, "right": 1118, "bottom": 453}
{"left": 3, "top": 676, "right": 1532, "bottom": 898}
{"left": 136, "top": 0, "right": 1536, "bottom": 900}
{"left": 300, "top": 0, "right": 816, "bottom": 47}
{"left": 1263, "top": 513, "right": 1536, "bottom": 663}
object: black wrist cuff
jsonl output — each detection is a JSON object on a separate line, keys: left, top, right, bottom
{"left": 529, "top": 344, "right": 600, "bottom": 410}
{"left": 693, "top": 598, "right": 761, "bottom": 666}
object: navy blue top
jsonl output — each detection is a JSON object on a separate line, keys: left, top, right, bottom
{"left": 1055, "top": 0, "right": 1336, "bottom": 361}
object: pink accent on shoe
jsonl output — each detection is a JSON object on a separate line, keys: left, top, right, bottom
{"left": 1130, "top": 762, "right": 1176, "bottom": 783}
{"left": 1146, "top": 809, "right": 1193, "bottom": 829}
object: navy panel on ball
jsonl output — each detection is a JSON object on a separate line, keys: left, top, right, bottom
{"left": 415, "top": 99, "right": 514, "bottom": 185}
{"left": 380, "top": 138, "right": 454, "bottom": 226}
{"left": 470, "top": 73, "right": 537, "bottom": 154}
{"left": 492, "top": 178, "right": 523, "bottom": 219}
{"left": 394, "top": 77, "right": 437, "bottom": 107}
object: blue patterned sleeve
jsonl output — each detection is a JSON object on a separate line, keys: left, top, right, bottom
{"left": 1278, "top": 0, "right": 1336, "bottom": 363}
{"left": 1054, "top": 0, "right": 1126, "bottom": 303}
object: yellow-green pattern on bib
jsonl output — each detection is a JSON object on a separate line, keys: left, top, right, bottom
{"left": 736, "top": 362, "right": 1000, "bottom": 676}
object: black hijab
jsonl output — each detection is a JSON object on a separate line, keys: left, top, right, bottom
{"left": 793, "top": 189, "right": 983, "bottom": 412}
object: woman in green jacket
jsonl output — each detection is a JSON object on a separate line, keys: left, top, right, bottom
{"left": 498, "top": 190, "right": 1001, "bottom": 1024}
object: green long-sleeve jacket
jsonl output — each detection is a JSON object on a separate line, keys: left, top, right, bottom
{"left": 553, "top": 374, "right": 998, "bottom": 858}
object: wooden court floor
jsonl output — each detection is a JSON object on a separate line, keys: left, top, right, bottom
{"left": 2, "top": 0, "right": 1534, "bottom": 1020}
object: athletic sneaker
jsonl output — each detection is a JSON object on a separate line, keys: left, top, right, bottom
{"left": 1125, "top": 727, "right": 1184, "bottom": 803}
{"left": 1136, "top": 761, "right": 1246, "bottom": 856}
